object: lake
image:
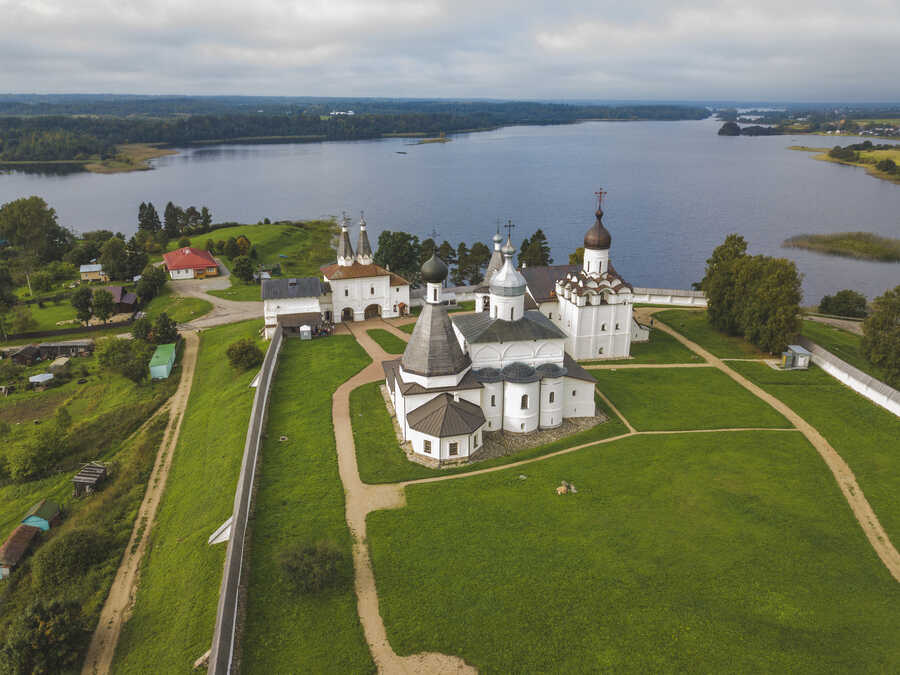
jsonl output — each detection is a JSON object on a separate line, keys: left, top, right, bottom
{"left": 1, "top": 118, "right": 898, "bottom": 303}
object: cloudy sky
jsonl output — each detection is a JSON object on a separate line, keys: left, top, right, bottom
{"left": 2, "top": 0, "right": 899, "bottom": 101}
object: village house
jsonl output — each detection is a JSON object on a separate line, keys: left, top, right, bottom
{"left": 105, "top": 285, "right": 139, "bottom": 314}
{"left": 80, "top": 263, "right": 108, "bottom": 282}
{"left": 162, "top": 247, "right": 220, "bottom": 280}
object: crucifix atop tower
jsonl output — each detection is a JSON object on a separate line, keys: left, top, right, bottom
{"left": 504, "top": 219, "right": 516, "bottom": 240}
{"left": 595, "top": 189, "right": 607, "bottom": 209}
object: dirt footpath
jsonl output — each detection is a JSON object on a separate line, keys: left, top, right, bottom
{"left": 81, "top": 331, "right": 200, "bottom": 675}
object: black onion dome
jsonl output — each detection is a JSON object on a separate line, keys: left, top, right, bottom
{"left": 584, "top": 207, "right": 612, "bottom": 250}
{"left": 421, "top": 253, "right": 448, "bottom": 283}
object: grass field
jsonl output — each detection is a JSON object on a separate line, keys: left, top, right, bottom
{"left": 655, "top": 309, "right": 767, "bottom": 358}
{"left": 398, "top": 322, "right": 415, "bottom": 334}
{"left": 366, "top": 328, "right": 407, "bottom": 354}
{"left": 172, "top": 220, "right": 337, "bottom": 302}
{"left": 805, "top": 146, "right": 900, "bottom": 185}
{"left": 730, "top": 361, "right": 900, "bottom": 546}
{"left": 368, "top": 431, "right": 900, "bottom": 672}
{"left": 143, "top": 286, "right": 213, "bottom": 323}
{"left": 592, "top": 367, "right": 789, "bottom": 431}
{"left": 800, "top": 320, "right": 886, "bottom": 382}
{"left": 581, "top": 328, "right": 703, "bottom": 365}
{"left": 351, "top": 381, "right": 628, "bottom": 484}
{"left": 112, "top": 320, "right": 265, "bottom": 673}
{"left": 11, "top": 298, "right": 78, "bottom": 332}
{"left": 240, "top": 336, "right": 375, "bottom": 673}
{"left": 784, "top": 231, "right": 900, "bottom": 262}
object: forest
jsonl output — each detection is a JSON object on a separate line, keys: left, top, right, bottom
{"left": 0, "top": 97, "right": 709, "bottom": 162}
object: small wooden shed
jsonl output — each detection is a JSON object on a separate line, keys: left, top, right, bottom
{"left": 73, "top": 462, "right": 108, "bottom": 497}
{"left": 22, "top": 499, "right": 61, "bottom": 531}
{"left": 149, "top": 343, "right": 177, "bottom": 379}
{"left": 0, "top": 525, "right": 41, "bottom": 579}
{"left": 12, "top": 345, "right": 40, "bottom": 366}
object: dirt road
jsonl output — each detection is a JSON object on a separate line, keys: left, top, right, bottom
{"left": 81, "top": 331, "right": 201, "bottom": 675}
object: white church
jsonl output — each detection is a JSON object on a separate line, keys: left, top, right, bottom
{"left": 384, "top": 200, "right": 647, "bottom": 467}
{"left": 262, "top": 213, "right": 411, "bottom": 338}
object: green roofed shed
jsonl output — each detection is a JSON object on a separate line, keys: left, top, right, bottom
{"left": 149, "top": 343, "right": 177, "bottom": 379}
{"left": 22, "top": 499, "right": 61, "bottom": 531}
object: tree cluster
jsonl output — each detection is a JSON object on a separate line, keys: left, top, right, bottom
{"left": 226, "top": 338, "right": 264, "bottom": 370}
{"left": 130, "top": 313, "right": 178, "bottom": 347}
{"left": 862, "top": 285, "right": 900, "bottom": 387}
{"left": 818, "top": 289, "right": 868, "bottom": 318}
{"left": 699, "top": 234, "right": 802, "bottom": 353}
{"left": 96, "top": 336, "right": 156, "bottom": 384}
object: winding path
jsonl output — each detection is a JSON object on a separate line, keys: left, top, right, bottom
{"left": 81, "top": 331, "right": 201, "bottom": 675}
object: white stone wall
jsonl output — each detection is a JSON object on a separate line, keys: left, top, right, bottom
{"left": 563, "top": 378, "right": 596, "bottom": 418}
{"left": 329, "top": 275, "right": 408, "bottom": 321}
{"left": 489, "top": 291, "right": 525, "bottom": 322}
{"left": 630, "top": 287, "right": 707, "bottom": 306}
{"left": 481, "top": 380, "right": 504, "bottom": 431}
{"left": 408, "top": 428, "right": 483, "bottom": 461}
{"left": 558, "top": 294, "right": 634, "bottom": 360}
{"left": 463, "top": 337, "right": 566, "bottom": 371}
{"left": 539, "top": 377, "right": 564, "bottom": 429}
{"left": 583, "top": 248, "right": 609, "bottom": 276}
{"left": 502, "top": 380, "right": 540, "bottom": 432}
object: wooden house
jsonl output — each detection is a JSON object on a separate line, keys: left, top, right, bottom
{"left": 73, "top": 462, "right": 108, "bottom": 497}
{"left": 22, "top": 500, "right": 61, "bottom": 531}
{"left": 11, "top": 344, "right": 40, "bottom": 366}
{"left": 80, "top": 264, "right": 108, "bottom": 282}
{"left": 0, "top": 525, "right": 41, "bottom": 579}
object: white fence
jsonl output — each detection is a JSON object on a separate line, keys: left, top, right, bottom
{"left": 631, "top": 287, "right": 707, "bottom": 307}
{"left": 208, "top": 327, "right": 284, "bottom": 674}
{"left": 797, "top": 336, "right": 900, "bottom": 417}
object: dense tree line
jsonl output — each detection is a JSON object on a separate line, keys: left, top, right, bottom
{"left": 0, "top": 100, "right": 709, "bottom": 163}
{"left": 699, "top": 234, "right": 802, "bottom": 353}
{"left": 862, "top": 285, "right": 900, "bottom": 387}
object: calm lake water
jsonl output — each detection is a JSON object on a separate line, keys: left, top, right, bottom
{"left": 2, "top": 119, "right": 898, "bottom": 303}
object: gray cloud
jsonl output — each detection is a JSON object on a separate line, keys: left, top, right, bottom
{"left": 1, "top": 0, "right": 898, "bottom": 99}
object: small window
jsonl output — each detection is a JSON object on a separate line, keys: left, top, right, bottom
{"left": 491, "top": 394, "right": 496, "bottom": 407}
{"left": 395, "top": 287, "right": 399, "bottom": 292}
{"left": 601, "top": 323, "right": 606, "bottom": 331}
{"left": 598, "top": 347, "right": 603, "bottom": 355}
{"left": 509, "top": 307, "right": 514, "bottom": 320}
{"left": 548, "top": 312, "right": 552, "bottom": 319}
{"left": 521, "top": 394, "right": 528, "bottom": 410}
{"left": 615, "top": 322, "right": 619, "bottom": 330}
{"left": 424, "top": 439, "right": 431, "bottom": 454}
{"left": 344, "top": 289, "right": 349, "bottom": 297}
{"left": 433, "top": 288, "right": 438, "bottom": 301}
{"left": 549, "top": 391, "right": 555, "bottom": 403}
{"left": 371, "top": 287, "right": 375, "bottom": 295}
{"left": 520, "top": 423, "right": 525, "bottom": 431}
{"left": 449, "top": 442, "right": 458, "bottom": 456}
{"left": 572, "top": 390, "right": 576, "bottom": 397}
{"left": 475, "top": 432, "right": 480, "bottom": 446}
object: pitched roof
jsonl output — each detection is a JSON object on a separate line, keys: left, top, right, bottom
{"left": 0, "top": 525, "right": 40, "bottom": 567}
{"left": 406, "top": 393, "right": 485, "bottom": 437}
{"left": 563, "top": 353, "right": 597, "bottom": 383}
{"left": 80, "top": 264, "right": 103, "bottom": 273}
{"left": 150, "top": 343, "right": 177, "bottom": 367}
{"left": 24, "top": 499, "right": 60, "bottom": 522}
{"left": 452, "top": 310, "right": 567, "bottom": 344}
{"left": 105, "top": 286, "right": 137, "bottom": 305}
{"left": 320, "top": 262, "right": 409, "bottom": 286}
{"left": 261, "top": 277, "right": 330, "bottom": 300}
{"left": 383, "top": 359, "right": 482, "bottom": 395}
{"left": 73, "top": 462, "right": 107, "bottom": 486}
{"left": 162, "top": 247, "right": 218, "bottom": 271}
{"left": 520, "top": 264, "right": 581, "bottom": 303}
{"left": 401, "top": 302, "right": 471, "bottom": 377}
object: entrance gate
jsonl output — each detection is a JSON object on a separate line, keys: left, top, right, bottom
{"left": 364, "top": 304, "right": 381, "bottom": 319}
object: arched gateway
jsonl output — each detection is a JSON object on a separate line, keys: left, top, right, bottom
{"left": 364, "top": 304, "right": 381, "bottom": 319}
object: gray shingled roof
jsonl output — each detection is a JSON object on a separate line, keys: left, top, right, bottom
{"left": 452, "top": 310, "right": 567, "bottom": 344}
{"left": 261, "top": 277, "right": 329, "bottom": 300}
{"left": 384, "top": 360, "right": 482, "bottom": 394}
{"left": 357, "top": 227, "right": 372, "bottom": 259}
{"left": 400, "top": 302, "right": 471, "bottom": 377}
{"left": 337, "top": 227, "right": 354, "bottom": 261}
{"left": 520, "top": 264, "right": 580, "bottom": 303}
{"left": 563, "top": 353, "right": 597, "bottom": 383}
{"left": 536, "top": 363, "right": 567, "bottom": 378}
{"left": 406, "top": 393, "right": 485, "bottom": 437}
{"left": 501, "top": 362, "right": 540, "bottom": 383}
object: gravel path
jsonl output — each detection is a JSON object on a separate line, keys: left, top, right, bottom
{"left": 805, "top": 314, "right": 864, "bottom": 336}
{"left": 81, "top": 331, "right": 201, "bottom": 674}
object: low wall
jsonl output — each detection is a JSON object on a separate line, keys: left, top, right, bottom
{"left": 208, "top": 327, "right": 284, "bottom": 674}
{"left": 631, "top": 287, "right": 707, "bottom": 307}
{"left": 796, "top": 336, "right": 900, "bottom": 417}
{"left": 4, "top": 316, "right": 134, "bottom": 341}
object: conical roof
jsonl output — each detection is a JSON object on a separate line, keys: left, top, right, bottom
{"left": 401, "top": 302, "right": 471, "bottom": 377}
{"left": 483, "top": 232, "right": 504, "bottom": 285}
{"left": 337, "top": 215, "right": 354, "bottom": 263}
{"left": 356, "top": 212, "right": 372, "bottom": 260}
{"left": 490, "top": 236, "right": 526, "bottom": 297}
{"left": 584, "top": 207, "right": 611, "bottom": 250}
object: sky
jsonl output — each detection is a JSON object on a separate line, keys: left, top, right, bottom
{"left": 2, "top": 0, "right": 900, "bottom": 101}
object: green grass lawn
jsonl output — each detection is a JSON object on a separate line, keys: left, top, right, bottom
{"left": 351, "top": 382, "right": 628, "bottom": 484}
{"left": 366, "top": 328, "right": 407, "bottom": 354}
{"left": 112, "top": 320, "right": 265, "bottom": 673}
{"left": 730, "top": 361, "right": 900, "bottom": 547}
{"left": 800, "top": 320, "right": 887, "bottom": 382}
{"left": 368, "top": 431, "right": 900, "bottom": 672}
{"left": 240, "top": 336, "right": 375, "bottom": 673}
{"left": 398, "top": 322, "right": 416, "bottom": 334}
{"left": 655, "top": 309, "right": 767, "bottom": 358}
{"left": 581, "top": 328, "right": 704, "bottom": 365}
{"left": 13, "top": 298, "right": 78, "bottom": 332}
{"left": 593, "top": 367, "right": 789, "bottom": 431}
{"left": 205, "top": 278, "right": 262, "bottom": 302}
{"left": 142, "top": 286, "right": 213, "bottom": 324}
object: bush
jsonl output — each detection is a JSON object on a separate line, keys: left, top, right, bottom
{"left": 152, "top": 312, "right": 178, "bottom": 344}
{"left": 862, "top": 284, "right": 900, "bottom": 387}
{"left": 131, "top": 317, "right": 152, "bottom": 341}
{"left": 30, "top": 270, "right": 54, "bottom": 293}
{"left": 226, "top": 338, "right": 264, "bottom": 370}
{"left": 96, "top": 337, "right": 154, "bottom": 383}
{"left": 31, "top": 529, "right": 113, "bottom": 589}
{"left": 0, "top": 600, "right": 87, "bottom": 675}
{"left": 7, "top": 422, "right": 68, "bottom": 482}
{"left": 177, "top": 236, "right": 191, "bottom": 248}
{"left": 875, "top": 158, "right": 897, "bottom": 174}
{"left": 279, "top": 543, "right": 346, "bottom": 595}
{"left": 231, "top": 255, "right": 254, "bottom": 282}
{"left": 9, "top": 306, "right": 37, "bottom": 334}
{"left": 819, "top": 289, "right": 867, "bottom": 318}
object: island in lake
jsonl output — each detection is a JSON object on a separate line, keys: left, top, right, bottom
{"left": 783, "top": 231, "right": 900, "bottom": 262}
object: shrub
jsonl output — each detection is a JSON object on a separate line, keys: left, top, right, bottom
{"left": 177, "top": 236, "right": 191, "bottom": 248}
{"left": 231, "top": 255, "right": 254, "bottom": 282}
{"left": 875, "top": 158, "right": 897, "bottom": 174}
{"left": 279, "top": 543, "right": 346, "bottom": 595}
{"left": 819, "top": 289, "right": 867, "bottom": 318}
{"left": 96, "top": 337, "right": 154, "bottom": 383}
{"left": 131, "top": 317, "right": 152, "bottom": 341}
{"left": 0, "top": 600, "right": 87, "bottom": 674}
{"left": 9, "top": 306, "right": 37, "bottom": 334}
{"left": 226, "top": 338, "right": 264, "bottom": 370}
{"left": 31, "top": 529, "right": 113, "bottom": 589}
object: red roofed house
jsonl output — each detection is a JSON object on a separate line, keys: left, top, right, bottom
{"left": 162, "top": 247, "right": 220, "bottom": 280}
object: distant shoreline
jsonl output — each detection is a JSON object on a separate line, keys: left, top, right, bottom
{"left": 783, "top": 232, "right": 900, "bottom": 262}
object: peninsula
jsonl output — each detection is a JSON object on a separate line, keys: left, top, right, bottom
{"left": 783, "top": 232, "right": 900, "bottom": 262}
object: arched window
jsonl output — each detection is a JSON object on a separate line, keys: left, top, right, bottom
{"left": 572, "top": 389, "right": 576, "bottom": 397}
{"left": 371, "top": 286, "right": 375, "bottom": 295}
{"left": 490, "top": 394, "right": 496, "bottom": 407}
{"left": 510, "top": 307, "right": 514, "bottom": 321}
{"left": 433, "top": 288, "right": 438, "bottom": 301}
{"left": 601, "top": 323, "right": 606, "bottom": 331}
{"left": 549, "top": 391, "right": 555, "bottom": 403}
{"left": 615, "top": 322, "right": 620, "bottom": 330}
{"left": 520, "top": 394, "right": 528, "bottom": 410}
